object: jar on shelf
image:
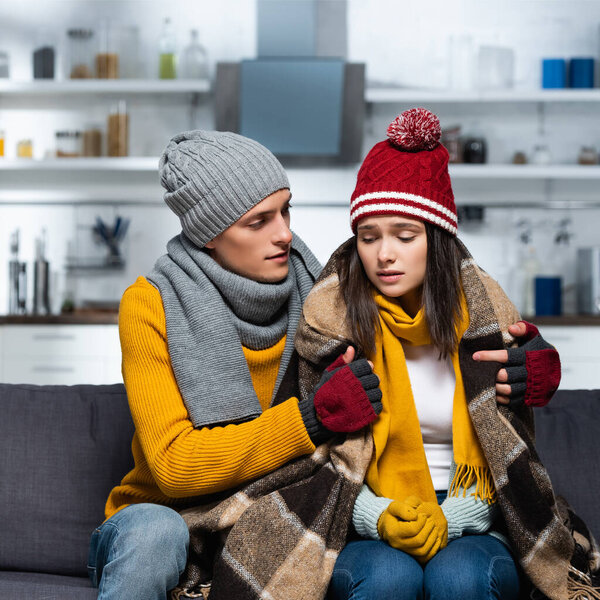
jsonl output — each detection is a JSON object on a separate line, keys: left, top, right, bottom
{"left": 83, "top": 127, "right": 102, "bottom": 156}
{"left": 56, "top": 131, "right": 82, "bottom": 157}
{"left": 531, "top": 144, "right": 552, "bottom": 165}
{"left": 441, "top": 125, "right": 462, "bottom": 163}
{"left": 578, "top": 145, "right": 598, "bottom": 165}
{"left": 67, "top": 29, "right": 95, "bottom": 79}
{"left": 33, "top": 30, "right": 55, "bottom": 79}
{"left": 17, "top": 139, "right": 33, "bottom": 158}
{"left": 512, "top": 151, "right": 528, "bottom": 164}
{"left": 96, "top": 19, "right": 119, "bottom": 78}
{"left": 107, "top": 101, "right": 129, "bottom": 157}
{"left": 462, "top": 136, "right": 487, "bottom": 163}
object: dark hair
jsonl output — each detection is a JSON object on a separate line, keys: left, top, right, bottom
{"left": 337, "top": 222, "right": 463, "bottom": 358}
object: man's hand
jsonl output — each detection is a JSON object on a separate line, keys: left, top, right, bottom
{"left": 471, "top": 321, "right": 561, "bottom": 407}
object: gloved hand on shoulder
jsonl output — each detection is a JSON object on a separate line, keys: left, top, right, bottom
{"left": 504, "top": 321, "right": 561, "bottom": 407}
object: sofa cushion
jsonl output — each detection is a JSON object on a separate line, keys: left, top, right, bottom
{"left": 0, "top": 571, "right": 96, "bottom": 599}
{"left": 0, "top": 384, "right": 134, "bottom": 577}
{"left": 534, "top": 389, "right": 600, "bottom": 540}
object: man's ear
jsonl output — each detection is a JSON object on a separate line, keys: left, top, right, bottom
{"left": 204, "top": 240, "right": 215, "bottom": 250}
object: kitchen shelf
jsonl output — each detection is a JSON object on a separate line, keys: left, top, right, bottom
{"left": 3, "top": 81, "right": 597, "bottom": 103}
{"left": 365, "top": 87, "right": 600, "bottom": 104}
{"left": 3, "top": 159, "right": 600, "bottom": 180}
{"left": 0, "top": 157, "right": 159, "bottom": 171}
{"left": 4, "top": 162, "right": 600, "bottom": 208}
{"left": 449, "top": 164, "right": 600, "bottom": 179}
{"left": 0, "top": 79, "right": 210, "bottom": 95}
{"left": 0, "top": 186, "right": 163, "bottom": 205}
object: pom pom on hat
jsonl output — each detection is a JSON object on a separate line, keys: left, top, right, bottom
{"left": 386, "top": 108, "right": 441, "bottom": 151}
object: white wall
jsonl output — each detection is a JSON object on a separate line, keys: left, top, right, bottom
{"left": 349, "top": 0, "right": 600, "bottom": 90}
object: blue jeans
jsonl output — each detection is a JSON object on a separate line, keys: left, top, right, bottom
{"left": 88, "top": 503, "right": 189, "bottom": 600}
{"left": 328, "top": 535, "right": 520, "bottom": 600}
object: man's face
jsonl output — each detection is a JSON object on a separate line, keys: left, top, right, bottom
{"left": 205, "top": 189, "right": 293, "bottom": 283}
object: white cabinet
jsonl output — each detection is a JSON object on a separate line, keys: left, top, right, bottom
{"left": 0, "top": 324, "right": 122, "bottom": 385}
{"left": 537, "top": 326, "right": 600, "bottom": 390}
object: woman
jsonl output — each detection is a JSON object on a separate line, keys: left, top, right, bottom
{"left": 294, "top": 109, "right": 597, "bottom": 600}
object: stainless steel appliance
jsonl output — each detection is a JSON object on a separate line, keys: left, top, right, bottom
{"left": 32, "top": 230, "right": 50, "bottom": 315}
{"left": 577, "top": 247, "right": 600, "bottom": 314}
{"left": 8, "top": 230, "right": 27, "bottom": 314}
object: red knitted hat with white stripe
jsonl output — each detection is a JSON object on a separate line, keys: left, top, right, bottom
{"left": 350, "top": 108, "right": 457, "bottom": 236}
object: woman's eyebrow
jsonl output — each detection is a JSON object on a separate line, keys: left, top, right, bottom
{"left": 390, "top": 222, "right": 423, "bottom": 231}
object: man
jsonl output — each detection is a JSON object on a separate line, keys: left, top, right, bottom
{"left": 88, "top": 130, "right": 559, "bottom": 599}
{"left": 87, "top": 131, "right": 382, "bottom": 599}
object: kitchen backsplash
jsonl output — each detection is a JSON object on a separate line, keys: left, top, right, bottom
{"left": 0, "top": 201, "right": 597, "bottom": 317}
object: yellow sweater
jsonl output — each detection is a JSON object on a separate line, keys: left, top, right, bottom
{"left": 105, "top": 277, "right": 315, "bottom": 519}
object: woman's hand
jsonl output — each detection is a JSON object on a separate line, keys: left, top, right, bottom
{"left": 378, "top": 496, "right": 447, "bottom": 563}
{"left": 471, "top": 321, "right": 561, "bottom": 407}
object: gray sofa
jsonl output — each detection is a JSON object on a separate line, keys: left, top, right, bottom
{"left": 0, "top": 383, "right": 598, "bottom": 599}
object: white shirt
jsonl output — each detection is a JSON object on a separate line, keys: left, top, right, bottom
{"left": 402, "top": 342, "right": 455, "bottom": 491}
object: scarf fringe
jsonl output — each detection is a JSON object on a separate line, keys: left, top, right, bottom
{"left": 568, "top": 565, "right": 600, "bottom": 600}
{"left": 448, "top": 463, "right": 497, "bottom": 503}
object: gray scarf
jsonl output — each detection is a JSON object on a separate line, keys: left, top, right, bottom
{"left": 147, "top": 233, "right": 321, "bottom": 428}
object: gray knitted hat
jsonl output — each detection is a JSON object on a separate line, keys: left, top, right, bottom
{"left": 159, "top": 130, "right": 290, "bottom": 247}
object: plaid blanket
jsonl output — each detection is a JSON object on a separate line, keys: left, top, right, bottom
{"left": 171, "top": 428, "right": 373, "bottom": 600}
{"left": 294, "top": 238, "right": 600, "bottom": 600}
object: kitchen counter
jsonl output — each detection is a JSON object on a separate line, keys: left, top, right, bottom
{"left": 0, "top": 312, "right": 118, "bottom": 325}
{"left": 525, "top": 315, "right": 600, "bottom": 326}
{"left": 1, "top": 314, "right": 599, "bottom": 327}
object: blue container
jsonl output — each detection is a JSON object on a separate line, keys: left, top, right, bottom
{"left": 569, "top": 57, "right": 595, "bottom": 88}
{"left": 542, "top": 58, "right": 566, "bottom": 88}
{"left": 535, "top": 277, "right": 562, "bottom": 316}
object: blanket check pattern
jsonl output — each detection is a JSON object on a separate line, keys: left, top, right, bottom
{"left": 294, "top": 238, "right": 600, "bottom": 600}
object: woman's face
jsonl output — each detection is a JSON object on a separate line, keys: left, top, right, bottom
{"left": 356, "top": 215, "right": 428, "bottom": 313}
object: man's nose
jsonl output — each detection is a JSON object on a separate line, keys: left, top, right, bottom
{"left": 274, "top": 215, "right": 292, "bottom": 245}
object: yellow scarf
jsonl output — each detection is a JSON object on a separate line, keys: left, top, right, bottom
{"left": 365, "top": 291, "right": 496, "bottom": 504}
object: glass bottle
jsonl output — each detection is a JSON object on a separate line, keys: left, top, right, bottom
{"left": 0, "top": 129, "right": 5, "bottom": 157}
{"left": 158, "top": 18, "right": 177, "bottom": 79}
{"left": 181, "top": 29, "right": 208, "bottom": 79}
